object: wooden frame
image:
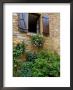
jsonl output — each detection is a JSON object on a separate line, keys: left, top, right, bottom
{"left": 0, "top": 0, "right": 72, "bottom": 89}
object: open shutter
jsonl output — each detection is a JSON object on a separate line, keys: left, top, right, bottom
{"left": 42, "top": 15, "right": 49, "bottom": 36}
{"left": 18, "top": 13, "right": 28, "bottom": 32}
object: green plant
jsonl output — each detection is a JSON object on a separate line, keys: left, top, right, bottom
{"left": 17, "top": 62, "right": 33, "bottom": 77}
{"left": 32, "top": 58, "right": 49, "bottom": 77}
{"left": 26, "top": 52, "right": 37, "bottom": 62}
{"left": 31, "top": 34, "right": 44, "bottom": 48}
{"left": 13, "top": 41, "right": 25, "bottom": 59}
{"left": 32, "top": 51, "right": 60, "bottom": 77}
{"left": 13, "top": 48, "right": 60, "bottom": 77}
{"left": 48, "top": 52, "right": 60, "bottom": 77}
{"left": 48, "top": 52, "right": 60, "bottom": 61}
{"left": 48, "top": 60, "right": 60, "bottom": 77}
{"left": 13, "top": 59, "right": 23, "bottom": 76}
{"left": 37, "top": 50, "right": 49, "bottom": 60}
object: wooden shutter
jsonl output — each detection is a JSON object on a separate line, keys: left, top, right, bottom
{"left": 18, "top": 13, "right": 28, "bottom": 32}
{"left": 42, "top": 16, "right": 49, "bottom": 36}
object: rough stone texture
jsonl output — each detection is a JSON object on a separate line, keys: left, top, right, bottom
{"left": 13, "top": 13, "right": 60, "bottom": 55}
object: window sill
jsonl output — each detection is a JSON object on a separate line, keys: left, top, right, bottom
{"left": 27, "top": 32, "right": 37, "bottom": 36}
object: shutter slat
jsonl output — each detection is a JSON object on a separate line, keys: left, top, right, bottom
{"left": 42, "top": 16, "right": 49, "bottom": 36}
{"left": 19, "top": 20, "right": 26, "bottom": 29}
{"left": 18, "top": 13, "right": 28, "bottom": 32}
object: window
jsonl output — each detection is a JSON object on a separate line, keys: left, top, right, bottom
{"left": 18, "top": 13, "right": 49, "bottom": 36}
{"left": 18, "top": 13, "right": 40, "bottom": 33}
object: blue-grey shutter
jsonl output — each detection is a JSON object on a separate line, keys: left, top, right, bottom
{"left": 18, "top": 13, "right": 28, "bottom": 32}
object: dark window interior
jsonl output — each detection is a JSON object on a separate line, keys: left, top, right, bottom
{"left": 28, "top": 13, "right": 40, "bottom": 33}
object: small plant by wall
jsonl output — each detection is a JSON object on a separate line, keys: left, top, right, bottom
{"left": 13, "top": 41, "right": 25, "bottom": 59}
{"left": 31, "top": 34, "right": 44, "bottom": 48}
{"left": 13, "top": 42, "right": 25, "bottom": 76}
{"left": 13, "top": 58, "right": 22, "bottom": 76}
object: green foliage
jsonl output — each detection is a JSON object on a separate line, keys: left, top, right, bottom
{"left": 13, "top": 59, "right": 23, "bottom": 76}
{"left": 13, "top": 42, "right": 25, "bottom": 59}
{"left": 32, "top": 58, "right": 49, "bottom": 77}
{"left": 48, "top": 60, "right": 60, "bottom": 77}
{"left": 31, "top": 34, "right": 44, "bottom": 48}
{"left": 48, "top": 52, "right": 60, "bottom": 77}
{"left": 48, "top": 52, "right": 60, "bottom": 61}
{"left": 15, "top": 62, "right": 33, "bottom": 77}
{"left": 37, "top": 50, "right": 49, "bottom": 60}
{"left": 26, "top": 52, "right": 37, "bottom": 62}
{"left": 31, "top": 51, "right": 60, "bottom": 77}
{"left": 13, "top": 42, "right": 26, "bottom": 76}
{"left": 13, "top": 45, "right": 60, "bottom": 77}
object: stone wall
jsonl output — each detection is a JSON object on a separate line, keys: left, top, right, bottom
{"left": 13, "top": 13, "right": 60, "bottom": 55}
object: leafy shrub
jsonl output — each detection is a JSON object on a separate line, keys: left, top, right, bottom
{"left": 48, "top": 52, "right": 60, "bottom": 61}
{"left": 13, "top": 48, "right": 60, "bottom": 77}
{"left": 32, "top": 58, "right": 49, "bottom": 77}
{"left": 26, "top": 52, "right": 37, "bottom": 62}
{"left": 16, "top": 62, "right": 33, "bottom": 77}
{"left": 13, "top": 41, "right": 25, "bottom": 59}
{"left": 48, "top": 52, "right": 60, "bottom": 77}
{"left": 37, "top": 50, "right": 49, "bottom": 60}
{"left": 31, "top": 34, "right": 44, "bottom": 48}
{"left": 32, "top": 51, "right": 60, "bottom": 77}
{"left": 13, "top": 42, "right": 26, "bottom": 76}
{"left": 13, "top": 59, "right": 23, "bottom": 76}
{"left": 48, "top": 60, "right": 60, "bottom": 77}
